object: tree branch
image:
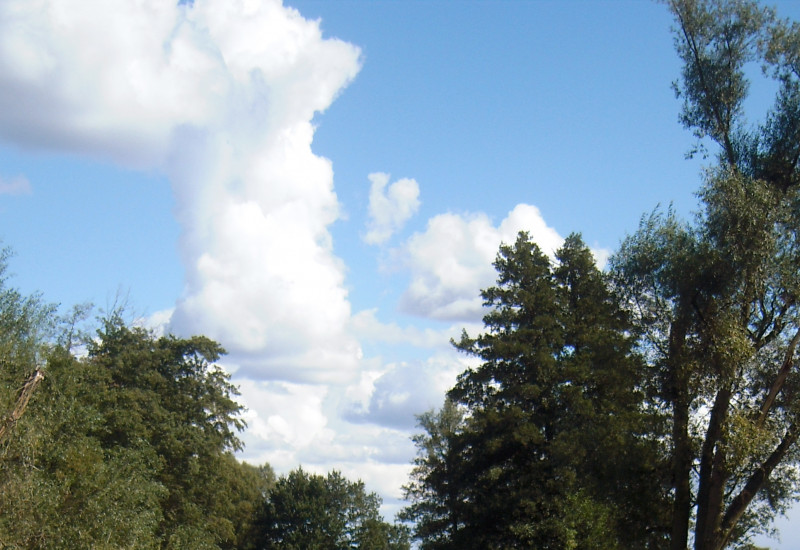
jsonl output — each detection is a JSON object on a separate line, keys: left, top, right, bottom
{"left": 0, "top": 369, "right": 45, "bottom": 446}
{"left": 719, "top": 421, "right": 800, "bottom": 547}
{"left": 756, "top": 328, "right": 800, "bottom": 427}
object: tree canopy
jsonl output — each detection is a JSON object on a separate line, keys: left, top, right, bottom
{"left": 4, "top": 1, "right": 800, "bottom": 549}
{"left": 0, "top": 257, "right": 403, "bottom": 549}
{"left": 253, "top": 467, "right": 409, "bottom": 550}
{"left": 613, "top": 1, "right": 800, "bottom": 548}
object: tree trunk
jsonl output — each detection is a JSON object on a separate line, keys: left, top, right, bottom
{"left": 669, "top": 308, "right": 693, "bottom": 550}
{"left": 694, "top": 385, "right": 732, "bottom": 550}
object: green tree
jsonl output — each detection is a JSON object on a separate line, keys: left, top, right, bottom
{"left": 0, "top": 247, "right": 54, "bottom": 414}
{"left": 403, "top": 233, "right": 665, "bottom": 549}
{"left": 0, "top": 287, "right": 261, "bottom": 548}
{"left": 1, "top": 346, "right": 168, "bottom": 549}
{"left": 253, "top": 467, "right": 410, "bottom": 550}
{"left": 610, "top": 1, "right": 800, "bottom": 548}
{"left": 399, "top": 398, "right": 466, "bottom": 549}
{"left": 86, "top": 316, "right": 248, "bottom": 549}
{"left": 0, "top": 257, "right": 167, "bottom": 548}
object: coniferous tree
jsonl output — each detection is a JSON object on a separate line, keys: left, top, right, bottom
{"left": 399, "top": 398, "right": 465, "bottom": 549}
{"left": 403, "top": 233, "right": 666, "bottom": 549}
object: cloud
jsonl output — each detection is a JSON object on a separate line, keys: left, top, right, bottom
{"left": 363, "top": 172, "right": 420, "bottom": 245}
{"left": 0, "top": 0, "right": 464, "bottom": 523}
{"left": 238, "top": 379, "right": 333, "bottom": 455}
{"left": 0, "top": 1, "right": 218, "bottom": 165}
{"left": 234, "top": 372, "right": 419, "bottom": 512}
{"left": 0, "top": 0, "right": 594, "bottom": 523}
{"left": 0, "top": 0, "right": 364, "bottom": 383}
{"left": 344, "top": 355, "right": 464, "bottom": 430}
{"left": 349, "top": 308, "right": 475, "bottom": 350}
{"left": 396, "top": 203, "right": 564, "bottom": 321}
{"left": 0, "top": 175, "right": 31, "bottom": 196}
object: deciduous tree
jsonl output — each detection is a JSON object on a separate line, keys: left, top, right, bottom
{"left": 611, "top": 1, "right": 800, "bottom": 548}
{"left": 254, "top": 467, "right": 410, "bottom": 550}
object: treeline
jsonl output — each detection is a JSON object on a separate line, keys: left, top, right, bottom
{"left": 0, "top": 269, "right": 409, "bottom": 549}
{"left": 401, "top": 1, "right": 800, "bottom": 550}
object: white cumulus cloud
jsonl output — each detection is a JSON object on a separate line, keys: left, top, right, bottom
{"left": 397, "top": 203, "right": 564, "bottom": 321}
{"left": 344, "top": 355, "right": 464, "bottom": 430}
{"left": 363, "top": 172, "right": 420, "bottom": 245}
{"left": 0, "top": 0, "right": 614, "bottom": 524}
{"left": 349, "top": 308, "right": 473, "bottom": 350}
{"left": 0, "top": 0, "right": 364, "bottom": 383}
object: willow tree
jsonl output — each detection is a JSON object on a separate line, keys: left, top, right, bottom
{"left": 612, "top": 1, "right": 800, "bottom": 548}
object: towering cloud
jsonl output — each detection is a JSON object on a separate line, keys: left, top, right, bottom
{"left": 0, "top": 0, "right": 363, "bottom": 381}
{"left": 0, "top": 0, "right": 611, "bottom": 522}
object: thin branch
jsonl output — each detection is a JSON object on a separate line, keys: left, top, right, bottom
{"left": 0, "top": 369, "right": 45, "bottom": 445}
{"left": 756, "top": 327, "right": 800, "bottom": 427}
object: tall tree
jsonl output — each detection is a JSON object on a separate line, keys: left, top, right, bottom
{"left": 611, "top": 1, "right": 800, "bottom": 548}
{"left": 86, "top": 316, "right": 248, "bottom": 549}
{"left": 0, "top": 257, "right": 168, "bottom": 548}
{"left": 403, "top": 233, "right": 665, "bottom": 549}
{"left": 0, "top": 292, "right": 261, "bottom": 548}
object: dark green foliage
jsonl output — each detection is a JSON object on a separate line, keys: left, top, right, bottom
{"left": 402, "top": 2, "right": 800, "bottom": 547}
{"left": 253, "top": 467, "right": 410, "bottom": 550}
{"left": 86, "top": 317, "right": 247, "bottom": 548}
{"left": 399, "top": 399, "right": 465, "bottom": 549}
{"left": 403, "top": 233, "right": 666, "bottom": 549}
{"left": 0, "top": 251, "right": 405, "bottom": 549}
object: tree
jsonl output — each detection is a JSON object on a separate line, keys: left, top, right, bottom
{"left": 253, "top": 467, "right": 410, "bottom": 550}
{"left": 399, "top": 398, "right": 466, "bottom": 549}
{"left": 86, "top": 316, "right": 248, "bottom": 549}
{"left": 0, "top": 259, "right": 168, "bottom": 548}
{"left": 403, "top": 233, "right": 666, "bottom": 549}
{"left": 0, "top": 247, "right": 54, "bottom": 419}
{"left": 610, "top": 1, "right": 800, "bottom": 548}
{"left": 0, "top": 288, "right": 260, "bottom": 548}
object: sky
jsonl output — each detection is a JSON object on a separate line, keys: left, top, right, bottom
{"left": 1, "top": 0, "right": 799, "bottom": 546}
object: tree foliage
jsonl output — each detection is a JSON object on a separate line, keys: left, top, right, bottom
{"left": 252, "top": 467, "right": 410, "bottom": 550}
{"left": 404, "top": 4, "right": 800, "bottom": 547}
{"left": 0, "top": 256, "right": 265, "bottom": 548}
{"left": 403, "top": 233, "right": 667, "bottom": 549}
{"left": 0, "top": 250, "right": 401, "bottom": 548}
{"left": 86, "top": 317, "right": 249, "bottom": 548}
{"left": 399, "top": 398, "right": 465, "bottom": 549}
{"left": 610, "top": 1, "right": 800, "bottom": 548}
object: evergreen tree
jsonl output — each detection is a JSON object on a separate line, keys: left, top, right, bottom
{"left": 403, "top": 233, "right": 664, "bottom": 549}
{"left": 399, "top": 398, "right": 466, "bottom": 549}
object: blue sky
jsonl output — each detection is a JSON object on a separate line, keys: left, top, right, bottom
{"left": 1, "top": 0, "right": 799, "bottom": 545}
